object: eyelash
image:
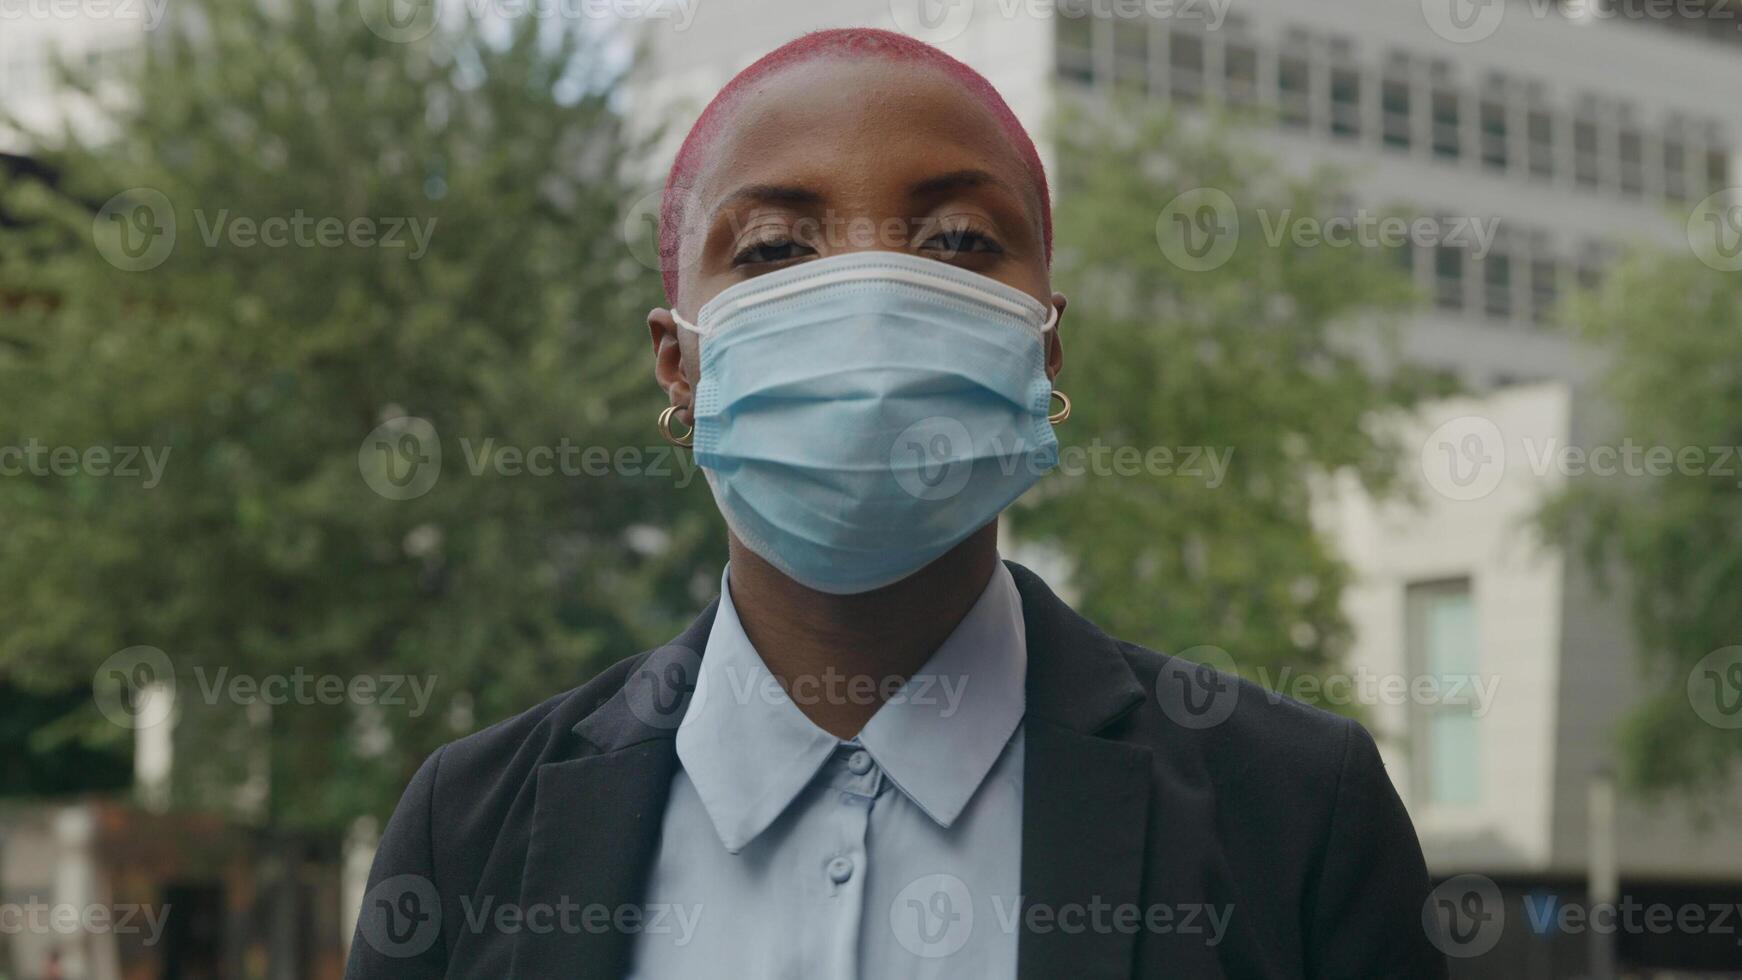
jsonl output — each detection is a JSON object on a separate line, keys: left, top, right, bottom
{"left": 729, "top": 223, "right": 1004, "bottom": 267}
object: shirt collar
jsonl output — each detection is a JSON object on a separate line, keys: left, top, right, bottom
{"left": 675, "top": 561, "right": 1028, "bottom": 854}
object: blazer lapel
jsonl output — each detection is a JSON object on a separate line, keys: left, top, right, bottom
{"left": 1007, "top": 562, "right": 1154, "bottom": 980}
{"left": 508, "top": 617, "right": 714, "bottom": 980}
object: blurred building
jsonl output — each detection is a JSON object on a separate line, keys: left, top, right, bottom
{"left": 631, "top": 1, "right": 1742, "bottom": 976}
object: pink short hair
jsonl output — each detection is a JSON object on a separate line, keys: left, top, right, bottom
{"left": 657, "top": 28, "right": 1053, "bottom": 306}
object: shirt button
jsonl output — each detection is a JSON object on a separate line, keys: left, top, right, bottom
{"left": 826, "top": 856, "right": 854, "bottom": 884}
{"left": 847, "top": 750, "right": 873, "bottom": 775}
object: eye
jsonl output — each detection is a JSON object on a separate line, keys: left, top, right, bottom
{"left": 920, "top": 221, "right": 1004, "bottom": 259}
{"left": 732, "top": 236, "right": 815, "bottom": 267}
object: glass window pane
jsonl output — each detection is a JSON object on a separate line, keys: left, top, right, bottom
{"left": 1429, "top": 712, "right": 1481, "bottom": 804}
{"left": 1480, "top": 100, "right": 1507, "bottom": 171}
{"left": 1528, "top": 109, "right": 1553, "bottom": 179}
{"left": 1432, "top": 89, "right": 1460, "bottom": 160}
{"left": 1331, "top": 67, "right": 1360, "bottom": 139}
{"left": 1382, "top": 78, "right": 1411, "bottom": 150}
{"left": 1225, "top": 42, "right": 1258, "bottom": 107}
{"left": 1169, "top": 32, "right": 1204, "bottom": 104}
{"left": 1278, "top": 52, "right": 1310, "bottom": 128}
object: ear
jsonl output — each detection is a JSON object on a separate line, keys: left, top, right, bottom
{"left": 647, "top": 307, "right": 694, "bottom": 426}
{"left": 1044, "top": 291, "right": 1066, "bottom": 381}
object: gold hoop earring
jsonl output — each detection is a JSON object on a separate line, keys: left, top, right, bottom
{"left": 658, "top": 405, "right": 694, "bottom": 448}
{"left": 1048, "top": 389, "right": 1072, "bottom": 425}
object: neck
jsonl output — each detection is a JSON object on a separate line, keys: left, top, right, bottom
{"left": 724, "top": 523, "right": 1000, "bottom": 739}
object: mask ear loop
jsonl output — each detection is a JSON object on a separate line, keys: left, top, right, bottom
{"left": 1039, "top": 302, "right": 1069, "bottom": 424}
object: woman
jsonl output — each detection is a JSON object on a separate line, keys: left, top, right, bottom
{"left": 347, "top": 28, "right": 1446, "bottom": 980}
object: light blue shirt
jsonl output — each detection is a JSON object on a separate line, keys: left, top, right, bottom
{"left": 627, "top": 561, "right": 1027, "bottom": 979}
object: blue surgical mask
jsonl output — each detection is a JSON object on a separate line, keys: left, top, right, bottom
{"left": 673, "top": 250, "right": 1060, "bottom": 594}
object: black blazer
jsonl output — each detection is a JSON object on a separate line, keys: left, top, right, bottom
{"left": 345, "top": 562, "right": 1448, "bottom": 979}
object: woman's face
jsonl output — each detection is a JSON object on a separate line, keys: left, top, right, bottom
{"left": 649, "top": 56, "right": 1065, "bottom": 420}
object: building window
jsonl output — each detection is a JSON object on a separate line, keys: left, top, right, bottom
{"left": 1382, "top": 76, "right": 1411, "bottom": 151}
{"left": 1527, "top": 108, "right": 1554, "bottom": 180}
{"left": 1224, "top": 40, "right": 1259, "bottom": 108}
{"left": 1408, "top": 580, "right": 1480, "bottom": 806}
{"left": 1055, "top": 14, "right": 1095, "bottom": 87}
{"left": 1434, "top": 235, "right": 1464, "bottom": 311}
{"left": 1574, "top": 116, "right": 1601, "bottom": 189}
{"left": 1278, "top": 44, "right": 1311, "bottom": 129}
{"left": 1431, "top": 89, "right": 1460, "bottom": 160}
{"left": 1576, "top": 244, "right": 1608, "bottom": 293}
{"left": 1618, "top": 127, "right": 1645, "bottom": 197}
{"left": 1114, "top": 18, "right": 1149, "bottom": 93}
{"left": 1663, "top": 136, "right": 1689, "bottom": 203}
{"left": 1169, "top": 31, "right": 1205, "bottom": 104}
{"left": 1330, "top": 65, "right": 1360, "bottom": 140}
{"left": 1708, "top": 147, "right": 1731, "bottom": 195}
{"left": 1479, "top": 97, "right": 1508, "bottom": 172}
{"left": 1530, "top": 252, "right": 1559, "bottom": 326}
{"left": 1481, "top": 242, "right": 1512, "bottom": 320}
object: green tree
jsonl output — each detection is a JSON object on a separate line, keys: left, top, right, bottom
{"left": 1009, "top": 102, "right": 1447, "bottom": 692}
{"left": 0, "top": 0, "right": 718, "bottom": 841}
{"left": 1540, "top": 235, "right": 1742, "bottom": 798}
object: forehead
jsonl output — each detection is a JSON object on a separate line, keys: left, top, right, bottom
{"left": 690, "top": 57, "right": 1041, "bottom": 225}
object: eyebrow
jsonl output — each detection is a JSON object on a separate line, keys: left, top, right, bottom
{"left": 711, "top": 183, "right": 824, "bottom": 222}
{"left": 907, "top": 168, "right": 1010, "bottom": 198}
{"left": 711, "top": 168, "right": 1025, "bottom": 220}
